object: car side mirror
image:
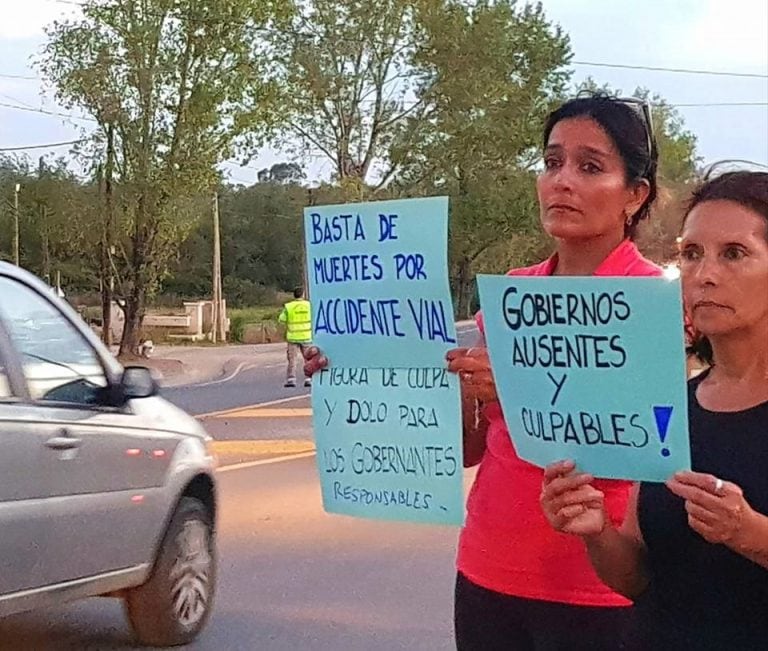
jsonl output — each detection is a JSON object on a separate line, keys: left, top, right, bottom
{"left": 120, "top": 366, "right": 158, "bottom": 400}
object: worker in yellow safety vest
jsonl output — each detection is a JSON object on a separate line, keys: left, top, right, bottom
{"left": 278, "top": 287, "right": 312, "bottom": 388}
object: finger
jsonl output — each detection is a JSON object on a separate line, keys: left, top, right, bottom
{"left": 544, "top": 460, "right": 576, "bottom": 480}
{"left": 555, "top": 486, "right": 604, "bottom": 509}
{"left": 672, "top": 471, "right": 722, "bottom": 492}
{"left": 447, "top": 358, "right": 474, "bottom": 374}
{"left": 304, "top": 355, "right": 329, "bottom": 376}
{"left": 558, "top": 504, "right": 586, "bottom": 520}
{"left": 461, "top": 370, "right": 495, "bottom": 387}
{"left": 666, "top": 479, "right": 723, "bottom": 510}
{"left": 688, "top": 515, "right": 716, "bottom": 539}
{"left": 465, "top": 347, "right": 490, "bottom": 360}
{"left": 545, "top": 487, "right": 602, "bottom": 519}
{"left": 685, "top": 501, "right": 718, "bottom": 525}
{"left": 543, "top": 473, "right": 596, "bottom": 501}
{"left": 454, "top": 358, "right": 492, "bottom": 375}
{"left": 446, "top": 348, "right": 470, "bottom": 363}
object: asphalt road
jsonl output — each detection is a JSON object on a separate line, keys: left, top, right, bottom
{"left": 162, "top": 323, "right": 478, "bottom": 416}
{"left": 161, "top": 347, "right": 310, "bottom": 417}
{"left": 0, "top": 457, "right": 473, "bottom": 650}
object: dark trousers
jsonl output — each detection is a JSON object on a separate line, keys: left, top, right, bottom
{"left": 455, "top": 573, "right": 639, "bottom": 651}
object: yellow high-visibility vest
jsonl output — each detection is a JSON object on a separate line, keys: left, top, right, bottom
{"left": 279, "top": 299, "right": 312, "bottom": 343}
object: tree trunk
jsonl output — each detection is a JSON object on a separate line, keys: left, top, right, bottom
{"left": 100, "top": 258, "right": 112, "bottom": 346}
{"left": 41, "top": 228, "right": 51, "bottom": 283}
{"left": 119, "top": 277, "right": 145, "bottom": 358}
{"left": 454, "top": 258, "right": 473, "bottom": 320}
{"left": 100, "top": 124, "right": 116, "bottom": 346}
{"left": 38, "top": 159, "right": 51, "bottom": 283}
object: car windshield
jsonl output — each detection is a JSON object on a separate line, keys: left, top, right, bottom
{"left": 0, "top": 277, "right": 107, "bottom": 403}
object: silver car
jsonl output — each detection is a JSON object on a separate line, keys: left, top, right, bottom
{"left": 0, "top": 262, "right": 217, "bottom": 647}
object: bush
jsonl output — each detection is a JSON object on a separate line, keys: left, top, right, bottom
{"left": 229, "top": 314, "right": 247, "bottom": 342}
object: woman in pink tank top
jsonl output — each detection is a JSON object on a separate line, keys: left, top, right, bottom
{"left": 446, "top": 95, "right": 662, "bottom": 650}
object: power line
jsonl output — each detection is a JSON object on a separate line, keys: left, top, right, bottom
{"left": 38, "top": 2, "right": 768, "bottom": 81}
{"left": 0, "top": 93, "right": 35, "bottom": 109}
{"left": 0, "top": 101, "right": 98, "bottom": 122}
{"left": 0, "top": 139, "right": 87, "bottom": 152}
{"left": 673, "top": 102, "right": 768, "bottom": 107}
{"left": 0, "top": 73, "right": 38, "bottom": 81}
{"left": 572, "top": 60, "right": 768, "bottom": 79}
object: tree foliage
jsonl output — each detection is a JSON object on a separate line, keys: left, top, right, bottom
{"left": 39, "top": 0, "right": 292, "bottom": 354}
{"left": 12, "top": 0, "right": 704, "bottom": 332}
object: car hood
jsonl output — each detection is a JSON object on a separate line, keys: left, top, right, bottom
{"left": 128, "top": 395, "right": 211, "bottom": 440}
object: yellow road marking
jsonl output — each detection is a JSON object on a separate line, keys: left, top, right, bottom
{"left": 210, "top": 440, "right": 315, "bottom": 456}
{"left": 210, "top": 407, "right": 312, "bottom": 419}
{"left": 197, "top": 395, "right": 309, "bottom": 419}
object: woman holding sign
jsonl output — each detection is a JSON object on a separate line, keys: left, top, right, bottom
{"left": 305, "top": 93, "right": 661, "bottom": 648}
{"left": 446, "top": 94, "right": 661, "bottom": 650}
{"left": 541, "top": 169, "right": 768, "bottom": 650}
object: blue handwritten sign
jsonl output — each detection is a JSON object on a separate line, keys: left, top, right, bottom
{"left": 312, "top": 366, "right": 464, "bottom": 525}
{"left": 304, "top": 197, "right": 456, "bottom": 368}
{"left": 477, "top": 275, "right": 691, "bottom": 482}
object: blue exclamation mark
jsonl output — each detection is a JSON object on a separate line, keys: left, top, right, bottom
{"left": 653, "top": 406, "right": 674, "bottom": 458}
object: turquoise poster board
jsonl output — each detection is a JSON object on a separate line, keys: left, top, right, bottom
{"left": 306, "top": 197, "right": 463, "bottom": 524}
{"left": 304, "top": 196, "right": 456, "bottom": 368}
{"left": 477, "top": 275, "right": 691, "bottom": 482}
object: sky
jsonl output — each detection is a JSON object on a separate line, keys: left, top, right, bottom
{"left": 0, "top": 0, "right": 766, "bottom": 185}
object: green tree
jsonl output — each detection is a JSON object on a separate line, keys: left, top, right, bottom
{"left": 272, "top": 0, "right": 432, "bottom": 193}
{"left": 393, "top": 0, "right": 572, "bottom": 316}
{"left": 0, "top": 155, "right": 99, "bottom": 288}
{"left": 165, "top": 181, "right": 308, "bottom": 305}
{"left": 40, "top": 0, "right": 292, "bottom": 355}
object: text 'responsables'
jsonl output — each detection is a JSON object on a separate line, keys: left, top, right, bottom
{"left": 316, "top": 367, "right": 459, "bottom": 514}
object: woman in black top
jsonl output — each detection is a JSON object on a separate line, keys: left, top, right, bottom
{"left": 540, "top": 169, "right": 768, "bottom": 649}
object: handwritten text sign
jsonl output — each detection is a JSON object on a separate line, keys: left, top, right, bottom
{"left": 312, "top": 366, "right": 464, "bottom": 525}
{"left": 304, "top": 197, "right": 456, "bottom": 368}
{"left": 477, "top": 275, "right": 691, "bottom": 482}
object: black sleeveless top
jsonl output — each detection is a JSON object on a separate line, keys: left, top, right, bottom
{"left": 638, "top": 371, "right": 768, "bottom": 650}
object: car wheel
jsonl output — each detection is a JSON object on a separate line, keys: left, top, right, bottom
{"left": 125, "top": 496, "right": 216, "bottom": 647}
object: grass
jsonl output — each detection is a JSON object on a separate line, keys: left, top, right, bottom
{"left": 228, "top": 306, "right": 285, "bottom": 342}
{"left": 229, "top": 306, "right": 283, "bottom": 323}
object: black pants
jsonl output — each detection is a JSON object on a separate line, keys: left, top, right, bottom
{"left": 455, "top": 573, "right": 639, "bottom": 651}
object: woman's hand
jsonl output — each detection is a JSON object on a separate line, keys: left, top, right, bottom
{"left": 303, "top": 346, "right": 329, "bottom": 378}
{"left": 540, "top": 460, "right": 607, "bottom": 537}
{"left": 666, "top": 471, "right": 755, "bottom": 546}
{"left": 446, "top": 346, "right": 498, "bottom": 404}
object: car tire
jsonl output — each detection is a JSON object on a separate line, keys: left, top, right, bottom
{"left": 125, "top": 496, "right": 216, "bottom": 647}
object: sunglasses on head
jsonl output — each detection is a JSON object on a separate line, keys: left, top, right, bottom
{"left": 574, "top": 91, "right": 655, "bottom": 167}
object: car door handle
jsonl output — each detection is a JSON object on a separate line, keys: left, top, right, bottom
{"left": 45, "top": 431, "right": 83, "bottom": 450}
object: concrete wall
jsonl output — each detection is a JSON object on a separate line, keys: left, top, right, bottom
{"left": 104, "top": 300, "right": 229, "bottom": 342}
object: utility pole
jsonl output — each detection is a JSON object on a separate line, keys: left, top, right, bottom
{"left": 38, "top": 157, "right": 51, "bottom": 282}
{"left": 13, "top": 183, "right": 20, "bottom": 266}
{"left": 304, "top": 187, "right": 314, "bottom": 297}
{"left": 211, "top": 192, "right": 223, "bottom": 343}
